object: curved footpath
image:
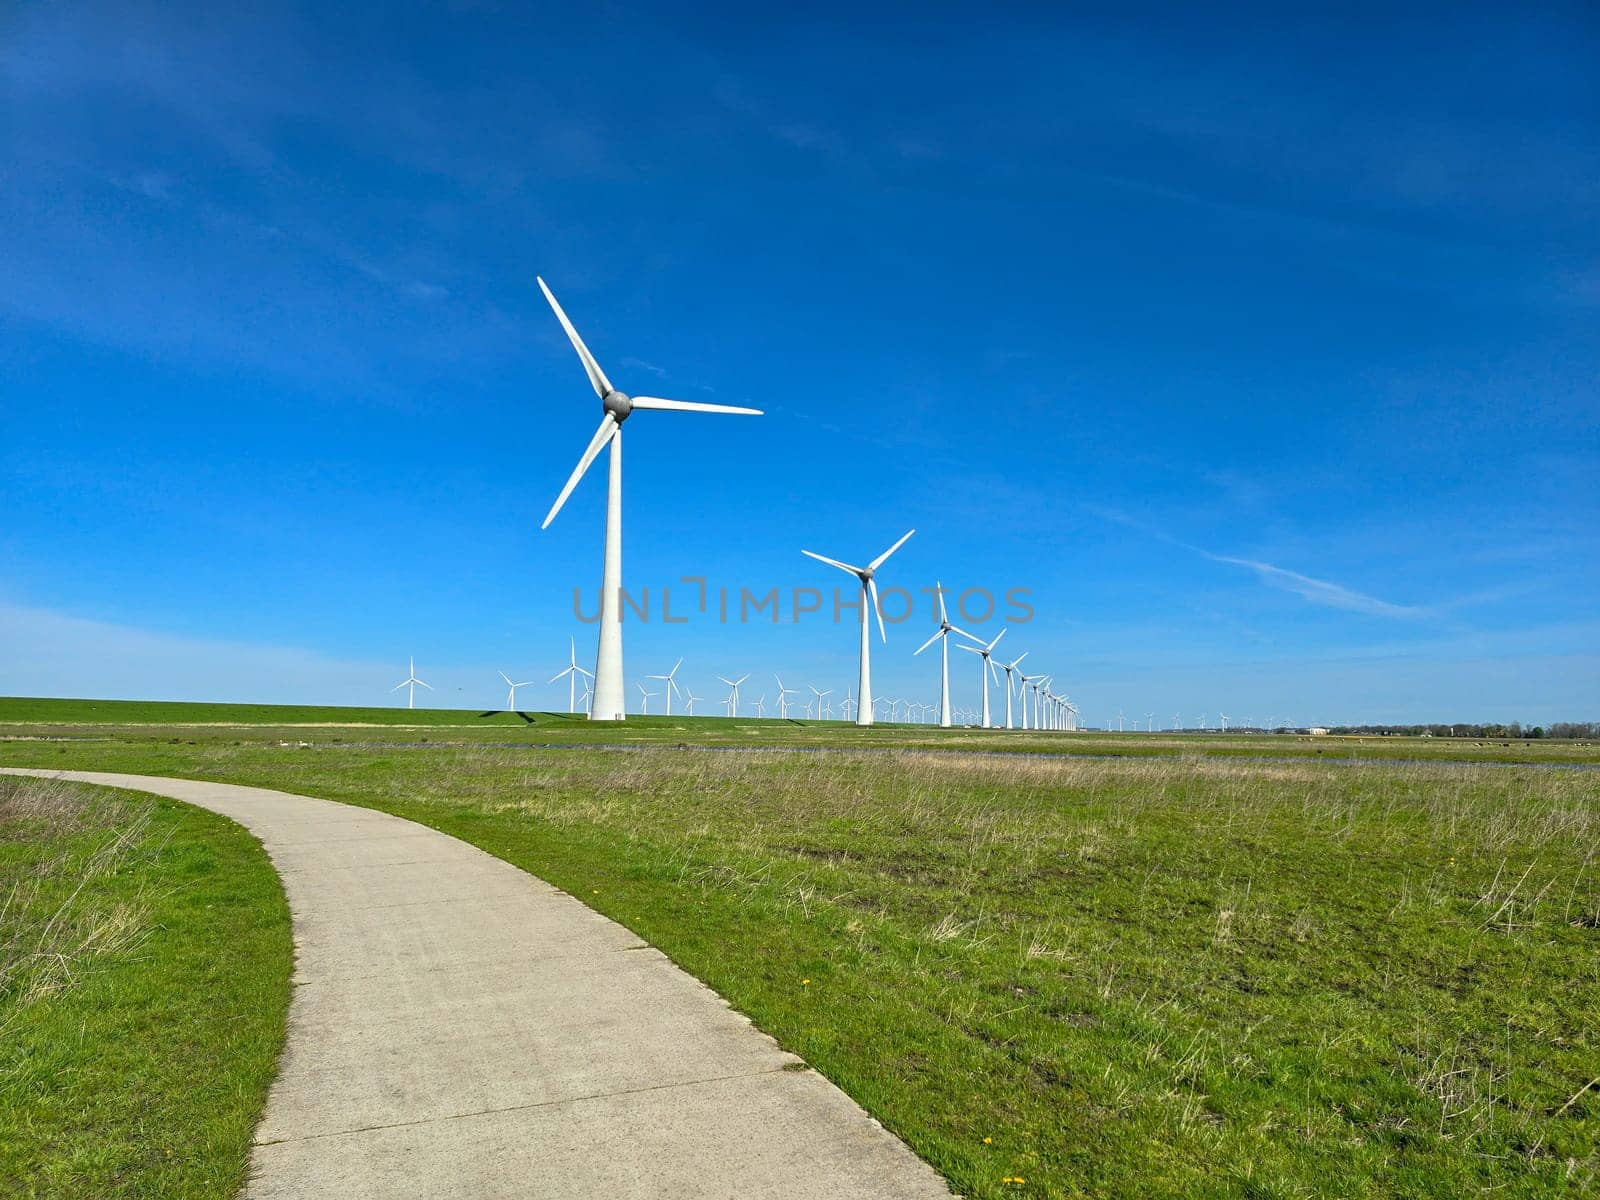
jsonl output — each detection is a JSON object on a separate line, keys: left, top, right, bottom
{"left": 3, "top": 769, "right": 952, "bottom": 1199}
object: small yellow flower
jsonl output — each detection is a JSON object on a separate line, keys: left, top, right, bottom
{"left": 801, "top": 978, "right": 811, "bottom": 986}
{"left": 982, "top": 1137, "right": 993, "bottom": 1145}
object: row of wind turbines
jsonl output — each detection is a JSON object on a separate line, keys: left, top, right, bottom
{"left": 464, "top": 278, "right": 1084, "bottom": 729}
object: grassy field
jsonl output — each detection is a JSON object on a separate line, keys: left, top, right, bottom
{"left": 2, "top": 723, "right": 1596, "bottom": 1198}
{"left": 4, "top": 695, "right": 1596, "bottom": 765}
{"left": 0, "top": 772, "right": 291, "bottom": 1198}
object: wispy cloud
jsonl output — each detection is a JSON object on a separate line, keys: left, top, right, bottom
{"left": 1202, "top": 553, "right": 1425, "bottom": 618}
{"left": 1085, "top": 503, "right": 1428, "bottom": 618}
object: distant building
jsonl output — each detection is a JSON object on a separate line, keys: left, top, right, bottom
{"left": 1308, "top": 727, "right": 1329, "bottom": 736}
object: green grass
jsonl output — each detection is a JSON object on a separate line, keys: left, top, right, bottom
{"left": 4, "top": 695, "right": 1596, "bottom": 764}
{"left": 3, "top": 732, "right": 1595, "bottom": 1198}
{"left": 0, "top": 773, "right": 291, "bottom": 1199}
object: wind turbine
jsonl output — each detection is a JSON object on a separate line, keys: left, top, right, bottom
{"left": 809, "top": 685, "right": 832, "bottom": 721}
{"left": 956, "top": 627, "right": 1006, "bottom": 728}
{"left": 391, "top": 657, "right": 431, "bottom": 710}
{"left": 681, "top": 686, "right": 700, "bottom": 716}
{"left": 718, "top": 673, "right": 749, "bottom": 717}
{"left": 1017, "top": 668, "right": 1045, "bottom": 730}
{"left": 1219, "top": 712, "right": 1229, "bottom": 732}
{"left": 549, "top": 636, "right": 594, "bottom": 715}
{"left": 1146, "top": 712, "right": 1155, "bottom": 732}
{"left": 841, "top": 690, "right": 856, "bottom": 721}
{"left": 753, "top": 693, "right": 767, "bottom": 718}
{"left": 801, "top": 529, "right": 915, "bottom": 727}
{"left": 913, "top": 582, "right": 979, "bottom": 728}
{"left": 996, "top": 651, "right": 1028, "bottom": 730}
{"left": 646, "top": 658, "right": 684, "bottom": 716}
{"left": 536, "top": 278, "right": 761, "bottom": 722}
{"left": 636, "top": 683, "right": 659, "bottom": 715}
{"left": 498, "top": 671, "right": 533, "bottom": 712}
{"left": 774, "top": 674, "right": 801, "bottom": 720}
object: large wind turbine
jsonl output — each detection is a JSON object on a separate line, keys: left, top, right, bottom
{"left": 801, "top": 529, "right": 915, "bottom": 727}
{"left": 913, "top": 582, "right": 978, "bottom": 728}
{"left": 549, "top": 636, "right": 593, "bottom": 714}
{"left": 536, "top": 278, "right": 761, "bottom": 721}
{"left": 498, "top": 671, "right": 533, "bottom": 712}
{"left": 956, "top": 627, "right": 1006, "bottom": 729}
{"left": 391, "top": 657, "right": 431, "bottom": 710}
{"left": 646, "top": 658, "right": 684, "bottom": 716}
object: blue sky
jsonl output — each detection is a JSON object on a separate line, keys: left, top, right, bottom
{"left": 2, "top": 2, "right": 1596, "bottom": 725}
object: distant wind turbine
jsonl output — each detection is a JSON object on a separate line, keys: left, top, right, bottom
{"left": 498, "top": 671, "right": 533, "bottom": 712}
{"left": 391, "top": 657, "right": 432, "bottom": 710}
{"left": 718, "top": 673, "right": 749, "bottom": 717}
{"left": 809, "top": 685, "right": 832, "bottom": 721}
{"left": 956, "top": 627, "right": 1007, "bottom": 729}
{"left": 802, "top": 529, "right": 915, "bottom": 727}
{"left": 996, "top": 651, "right": 1028, "bottom": 730}
{"left": 681, "top": 686, "right": 700, "bottom": 716}
{"left": 646, "top": 658, "right": 684, "bottom": 716}
{"left": 549, "top": 637, "right": 594, "bottom": 714}
{"left": 636, "top": 683, "right": 658, "bottom": 715}
{"left": 536, "top": 277, "right": 761, "bottom": 722}
{"left": 774, "top": 674, "right": 800, "bottom": 720}
{"left": 913, "top": 581, "right": 979, "bottom": 728}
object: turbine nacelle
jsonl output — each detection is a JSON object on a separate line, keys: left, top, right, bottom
{"left": 602, "top": 389, "right": 634, "bottom": 423}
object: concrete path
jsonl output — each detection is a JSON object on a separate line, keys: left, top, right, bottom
{"left": 4, "top": 769, "right": 953, "bottom": 1199}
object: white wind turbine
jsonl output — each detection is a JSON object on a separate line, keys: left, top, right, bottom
{"left": 913, "top": 582, "right": 979, "bottom": 728}
{"left": 391, "top": 657, "right": 432, "bottom": 710}
{"left": 809, "top": 685, "right": 832, "bottom": 720}
{"left": 801, "top": 529, "right": 915, "bottom": 727}
{"left": 753, "top": 694, "right": 767, "bottom": 718}
{"left": 841, "top": 690, "right": 856, "bottom": 720}
{"left": 681, "top": 686, "right": 700, "bottom": 716}
{"left": 549, "top": 636, "right": 594, "bottom": 715}
{"left": 718, "top": 673, "right": 749, "bottom": 717}
{"left": 646, "top": 658, "right": 684, "bottom": 716}
{"left": 774, "top": 674, "right": 801, "bottom": 720}
{"left": 536, "top": 278, "right": 761, "bottom": 722}
{"left": 498, "top": 671, "right": 533, "bottom": 712}
{"left": 996, "top": 651, "right": 1028, "bottom": 730}
{"left": 636, "top": 683, "right": 658, "bottom": 715}
{"left": 956, "top": 627, "right": 1006, "bottom": 729}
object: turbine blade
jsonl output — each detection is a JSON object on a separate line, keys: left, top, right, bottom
{"left": 390, "top": 680, "right": 407, "bottom": 691}
{"left": 542, "top": 412, "right": 617, "bottom": 529}
{"left": 631, "top": 396, "right": 762, "bottom": 416}
{"left": 913, "top": 627, "right": 943, "bottom": 655}
{"left": 537, "top": 277, "right": 612, "bottom": 399}
{"left": 868, "top": 577, "right": 886, "bottom": 642}
{"left": 499, "top": 671, "right": 513, "bottom": 685}
{"left": 549, "top": 666, "right": 574, "bottom": 683}
{"left": 801, "top": 549, "right": 864, "bottom": 576}
{"left": 936, "top": 581, "right": 948, "bottom": 626}
{"left": 1012, "top": 651, "right": 1029, "bottom": 668}
{"left": 868, "top": 528, "right": 915, "bottom": 571}
{"left": 417, "top": 680, "right": 433, "bottom": 690}
{"left": 956, "top": 643, "right": 983, "bottom": 655}
{"left": 948, "top": 625, "right": 981, "bottom": 645}
{"left": 987, "top": 627, "right": 1007, "bottom": 651}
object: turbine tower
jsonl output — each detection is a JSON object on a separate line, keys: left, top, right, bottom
{"left": 801, "top": 529, "right": 915, "bottom": 727}
{"left": 536, "top": 278, "right": 761, "bottom": 721}
{"left": 391, "top": 657, "right": 431, "bottom": 710}
{"left": 498, "top": 671, "right": 533, "bottom": 712}
{"left": 913, "top": 581, "right": 978, "bottom": 728}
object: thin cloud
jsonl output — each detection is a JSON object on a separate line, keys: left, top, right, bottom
{"left": 1204, "top": 554, "right": 1426, "bottom": 619}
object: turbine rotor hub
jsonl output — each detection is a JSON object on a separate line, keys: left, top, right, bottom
{"left": 603, "top": 389, "right": 633, "bottom": 422}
